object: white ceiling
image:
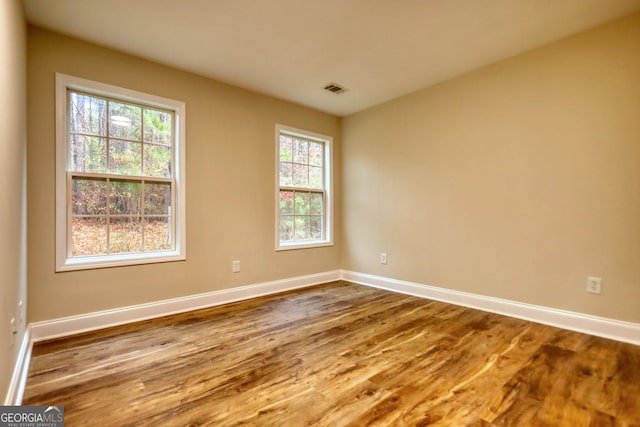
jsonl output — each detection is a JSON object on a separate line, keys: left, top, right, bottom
{"left": 23, "top": 0, "right": 640, "bottom": 116}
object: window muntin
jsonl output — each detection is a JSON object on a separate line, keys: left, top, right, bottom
{"left": 56, "top": 74, "right": 186, "bottom": 271}
{"left": 276, "top": 125, "right": 332, "bottom": 250}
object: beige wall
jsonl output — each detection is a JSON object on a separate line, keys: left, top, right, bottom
{"left": 342, "top": 13, "right": 640, "bottom": 323}
{"left": 26, "top": 12, "right": 640, "bottom": 327}
{"left": 1, "top": 0, "right": 27, "bottom": 400}
{"left": 28, "top": 27, "right": 341, "bottom": 322}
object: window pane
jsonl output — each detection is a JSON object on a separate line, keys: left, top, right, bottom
{"left": 279, "top": 191, "right": 294, "bottom": 215}
{"left": 294, "top": 216, "right": 310, "bottom": 240}
{"left": 294, "top": 192, "right": 309, "bottom": 215}
{"left": 109, "top": 140, "right": 142, "bottom": 175}
{"left": 69, "top": 92, "right": 106, "bottom": 136}
{"left": 293, "top": 138, "right": 308, "bottom": 164}
{"left": 293, "top": 164, "right": 308, "bottom": 187}
{"left": 144, "top": 144, "right": 172, "bottom": 178}
{"left": 309, "top": 192, "right": 323, "bottom": 215}
{"left": 70, "top": 135, "right": 107, "bottom": 173}
{"left": 144, "top": 217, "right": 171, "bottom": 251}
{"left": 143, "top": 109, "right": 172, "bottom": 145}
{"left": 110, "top": 217, "right": 142, "bottom": 253}
{"left": 279, "top": 136, "right": 293, "bottom": 162}
{"left": 72, "top": 177, "right": 107, "bottom": 215}
{"left": 310, "top": 215, "right": 323, "bottom": 239}
{"left": 144, "top": 182, "right": 171, "bottom": 215}
{"left": 110, "top": 180, "right": 142, "bottom": 215}
{"left": 309, "top": 166, "right": 323, "bottom": 189}
{"left": 309, "top": 142, "right": 323, "bottom": 167}
{"left": 279, "top": 162, "right": 292, "bottom": 187}
{"left": 109, "top": 101, "right": 141, "bottom": 140}
{"left": 71, "top": 217, "right": 107, "bottom": 256}
{"left": 280, "top": 215, "right": 294, "bottom": 242}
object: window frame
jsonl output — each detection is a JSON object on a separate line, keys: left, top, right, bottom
{"left": 55, "top": 73, "right": 186, "bottom": 271}
{"left": 275, "top": 124, "right": 333, "bottom": 251}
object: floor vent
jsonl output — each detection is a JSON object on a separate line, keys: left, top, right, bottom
{"left": 323, "top": 83, "right": 348, "bottom": 94}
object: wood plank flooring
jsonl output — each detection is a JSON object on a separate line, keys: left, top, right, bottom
{"left": 23, "top": 281, "right": 640, "bottom": 426}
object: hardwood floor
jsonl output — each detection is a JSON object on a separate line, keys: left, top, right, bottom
{"left": 23, "top": 281, "right": 640, "bottom": 426}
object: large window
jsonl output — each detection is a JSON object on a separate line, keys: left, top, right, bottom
{"left": 56, "top": 74, "right": 186, "bottom": 271}
{"left": 276, "top": 124, "right": 333, "bottom": 250}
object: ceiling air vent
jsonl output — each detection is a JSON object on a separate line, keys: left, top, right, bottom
{"left": 323, "top": 83, "right": 348, "bottom": 94}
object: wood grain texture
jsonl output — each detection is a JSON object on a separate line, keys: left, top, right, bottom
{"left": 23, "top": 281, "right": 640, "bottom": 426}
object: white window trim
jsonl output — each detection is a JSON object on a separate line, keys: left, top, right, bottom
{"left": 55, "top": 73, "right": 186, "bottom": 271}
{"left": 275, "top": 124, "right": 333, "bottom": 251}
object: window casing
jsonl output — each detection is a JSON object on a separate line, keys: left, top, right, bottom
{"left": 56, "top": 74, "right": 186, "bottom": 271}
{"left": 276, "top": 124, "right": 333, "bottom": 250}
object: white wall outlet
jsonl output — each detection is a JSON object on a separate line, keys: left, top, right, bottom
{"left": 232, "top": 260, "right": 240, "bottom": 273}
{"left": 380, "top": 253, "right": 387, "bottom": 264}
{"left": 586, "top": 276, "right": 602, "bottom": 294}
{"left": 9, "top": 318, "right": 16, "bottom": 345}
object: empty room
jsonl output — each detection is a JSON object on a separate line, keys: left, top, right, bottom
{"left": 2, "top": 0, "right": 640, "bottom": 425}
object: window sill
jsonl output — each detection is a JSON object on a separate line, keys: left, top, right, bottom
{"left": 56, "top": 251, "right": 186, "bottom": 272}
{"left": 276, "top": 240, "right": 333, "bottom": 251}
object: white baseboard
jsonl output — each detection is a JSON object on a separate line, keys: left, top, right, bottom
{"left": 341, "top": 270, "right": 640, "bottom": 346}
{"left": 4, "top": 326, "right": 33, "bottom": 405}
{"left": 30, "top": 270, "right": 341, "bottom": 343}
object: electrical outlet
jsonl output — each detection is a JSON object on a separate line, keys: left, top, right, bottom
{"left": 380, "top": 253, "right": 387, "bottom": 264}
{"left": 586, "top": 276, "right": 602, "bottom": 294}
{"left": 232, "top": 260, "right": 240, "bottom": 273}
{"left": 9, "top": 318, "right": 16, "bottom": 345}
